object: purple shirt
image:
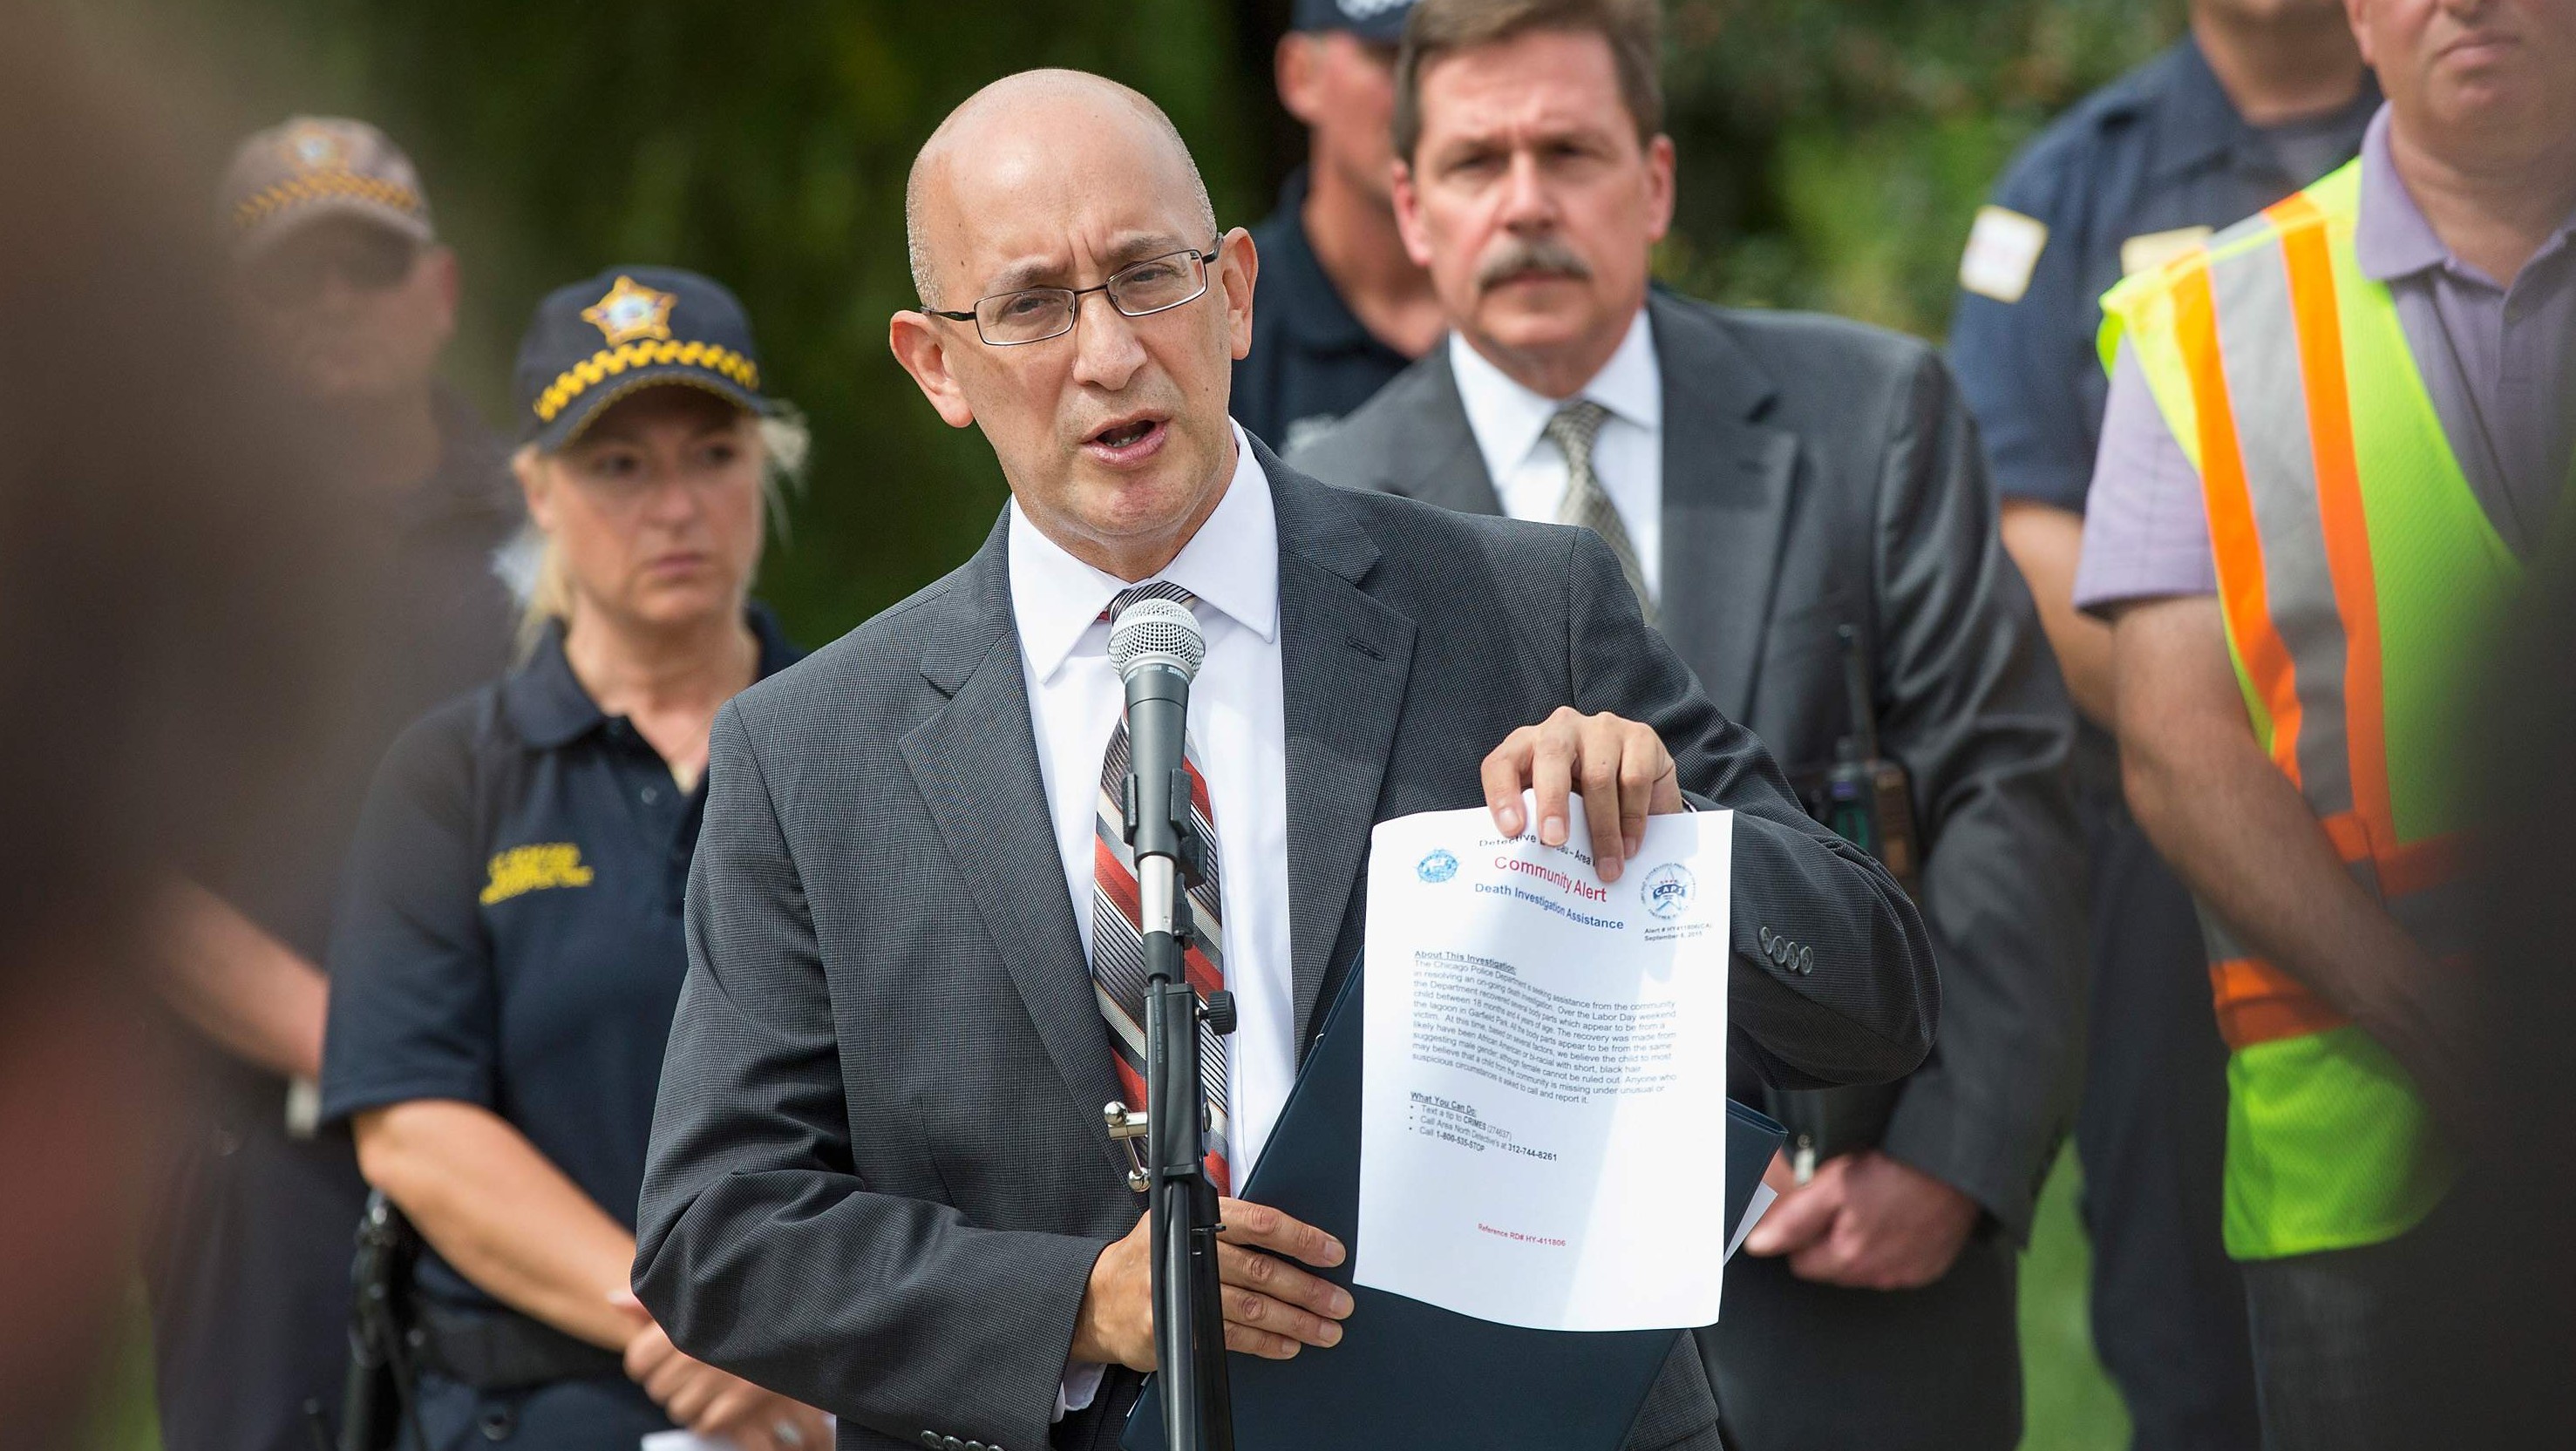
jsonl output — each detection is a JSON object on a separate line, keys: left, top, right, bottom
{"left": 2076, "top": 105, "right": 2576, "bottom": 613}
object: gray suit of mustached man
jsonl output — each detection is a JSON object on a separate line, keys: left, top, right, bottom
{"left": 634, "top": 70, "right": 1940, "bottom": 1451}
{"left": 1292, "top": 2, "right": 2084, "bottom": 1447}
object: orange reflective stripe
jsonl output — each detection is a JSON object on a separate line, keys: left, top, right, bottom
{"left": 2178, "top": 262, "right": 2306, "bottom": 783}
{"left": 2271, "top": 191, "right": 2394, "bottom": 854}
{"left": 2209, "top": 957, "right": 2351, "bottom": 1050}
{"left": 2316, "top": 812, "right": 2466, "bottom": 896}
{"left": 2319, "top": 810, "right": 2371, "bottom": 863}
{"left": 2376, "top": 832, "right": 2468, "bottom": 898}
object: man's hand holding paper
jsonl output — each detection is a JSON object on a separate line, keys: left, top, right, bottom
{"left": 1481, "top": 705, "right": 1688, "bottom": 879}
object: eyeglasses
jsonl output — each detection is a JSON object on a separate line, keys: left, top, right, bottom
{"left": 928, "top": 246, "right": 1220, "bottom": 346}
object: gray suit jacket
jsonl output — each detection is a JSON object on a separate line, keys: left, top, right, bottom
{"left": 1294, "top": 294, "right": 2084, "bottom": 1239}
{"left": 635, "top": 442, "right": 1939, "bottom": 1451}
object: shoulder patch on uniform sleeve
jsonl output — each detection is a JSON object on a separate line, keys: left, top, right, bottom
{"left": 1959, "top": 205, "right": 2049, "bottom": 304}
{"left": 2119, "top": 226, "right": 2214, "bottom": 278}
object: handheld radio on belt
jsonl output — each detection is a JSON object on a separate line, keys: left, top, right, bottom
{"left": 1774, "top": 624, "right": 1924, "bottom": 1183}
{"left": 322, "top": 1190, "right": 425, "bottom": 1451}
{"left": 1823, "top": 623, "right": 1923, "bottom": 902}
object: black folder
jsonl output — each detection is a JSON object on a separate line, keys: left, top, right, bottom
{"left": 1123, "top": 967, "right": 1785, "bottom": 1451}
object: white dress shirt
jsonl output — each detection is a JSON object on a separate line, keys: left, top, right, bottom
{"left": 1010, "top": 425, "right": 1295, "bottom": 1415}
{"left": 1007, "top": 421, "right": 1298, "bottom": 1184}
{"left": 1448, "top": 307, "right": 1664, "bottom": 598}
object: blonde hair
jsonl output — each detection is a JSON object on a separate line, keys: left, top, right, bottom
{"left": 510, "top": 404, "right": 808, "bottom": 658}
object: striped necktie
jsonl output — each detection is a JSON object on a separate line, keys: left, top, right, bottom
{"left": 1546, "top": 398, "right": 1656, "bottom": 626}
{"left": 1091, "top": 581, "right": 1232, "bottom": 1194}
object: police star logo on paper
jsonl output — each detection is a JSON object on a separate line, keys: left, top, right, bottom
{"left": 582, "top": 275, "right": 678, "bottom": 345}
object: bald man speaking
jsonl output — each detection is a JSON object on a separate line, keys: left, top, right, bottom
{"left": 634, "top": 71, "right": 1938, "bottom": 1451}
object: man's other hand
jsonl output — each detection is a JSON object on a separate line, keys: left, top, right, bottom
{"left": 1071, "top": 1197, "right": 1352, "bottom": 1368}
{"left": 1483, "top": 708, "right": 1684, "bottom": 883}
{"left": 1740, "top": 1149, "right": 1979, "bottom": 1292}
{"left": 619, "top": 1304, "right": 830, "bottom": 1449}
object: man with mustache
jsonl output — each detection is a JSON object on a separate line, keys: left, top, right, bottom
{"left": 1293, "top": 1, "right": 2083, "bottom": 1446}
{"left": 2076, "top": 0, "right": 2576, "bottom": 1443}
{"left": 633, "top": 67, "right": 1940, "bottom": 1451}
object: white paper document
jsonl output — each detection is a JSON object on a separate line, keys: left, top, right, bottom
{"left": 642, "top": 1417, "right": 833, "bottom": 1450}
{"left": 1725, "top": 1182, "right": 1779, "bottom": 1263}
{"left": 1355, "top": 795, "right": 1733, "bottom": 1332}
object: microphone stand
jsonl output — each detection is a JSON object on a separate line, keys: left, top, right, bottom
{"left": 1122, "top": 661, "right": 1236, "bottom": 1451}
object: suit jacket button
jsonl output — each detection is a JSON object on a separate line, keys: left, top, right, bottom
{"left": 943, "top": 1439, "right": 968, "bottom": 1451}
{"left": 920, "top": 1435, "right": 940, "bottom": 1449}
{"left": 1798, "top": 945, "right": 1814, "bottom": 974}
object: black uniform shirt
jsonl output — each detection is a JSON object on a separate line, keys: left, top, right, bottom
{"left": 1232, "top": 166, "right": 1415, "bottom": 455}
{"left": 1947, "top": 36, "right": 2379, "bottom": 513}
{"left": 320, "top": 606, "right": 799, "bottom": 1310}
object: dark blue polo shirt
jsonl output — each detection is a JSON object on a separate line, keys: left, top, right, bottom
{"left": 320, "top": 606, "right": 799, "bottom": 1312}
{"left": 1947, "top": 36, "right": 2378, "bottom": 513}
{"left": 1232, "top": 166, "right": 1415, "bottom": 455}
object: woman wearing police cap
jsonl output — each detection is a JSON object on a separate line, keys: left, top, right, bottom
{"left": 320, "top": 266, "right": 827, "bottom": 1450}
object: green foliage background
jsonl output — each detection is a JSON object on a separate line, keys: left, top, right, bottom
{"left": 113, "top": 0, "right": 2185, "bottom": 645}
{"left": 83, "top": 3, "right": 2186, "bottom": 1445}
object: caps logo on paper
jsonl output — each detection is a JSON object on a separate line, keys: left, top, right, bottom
{"left": 1641, "top": 862, "right": 1696, "bottom": 920}
{"left": 582, "top": 275, "right": 679, "bottom": 345}
{"left": 1417, "top": 848, "right": 1459, "bottom": 884}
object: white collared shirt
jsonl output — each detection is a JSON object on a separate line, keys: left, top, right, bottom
{"left": 1448, "top": 307, "right": 1664, "bottom": 598}
{"left": 1006, "top": 422, "right": 1296, "bottom": 1184}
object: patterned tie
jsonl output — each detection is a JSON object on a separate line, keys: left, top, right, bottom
{"left": 1091, "top": 581, "right": 1232, "bottom": 1194}
{"left": 1546, "top": 399, "right": 1656, "bottom": 626}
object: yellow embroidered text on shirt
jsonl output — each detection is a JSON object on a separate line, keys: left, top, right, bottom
{"left": 480, "top": 844, "right": 596, "bottom": 905}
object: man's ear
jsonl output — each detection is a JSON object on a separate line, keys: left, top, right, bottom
{"left": 1275, "top": 33, "right": 1323, "bottom": 125}
{"left": 1642, "top": 135, "right": 1677, "bottom": 246}
{"left": 420, "top": 245, "right": 463, "bottom": 344}
{"left": 1391, "top": 159, "right": 1435, "bottom": 270}
{"left": 1220, "top": 227, "right": 1260, "bottom": 363}
{"left": 2342, "top": 0, "right": 2377, "bottom": 69}
{"left": 425, "top": 245, "right": 460, "bottom": 309}
{"left": 887, "top": 311, "right": 976, "bottom": 430}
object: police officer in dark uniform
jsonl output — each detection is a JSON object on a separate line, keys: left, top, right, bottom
{"left": 319, "top": 268, "right": 826, "bottom": 1450}
{"left": 1233, "top": 0, "right": 1444, "bottom": 453}
{"left": 147, "top": 117, "right": 523, "bottom": 1451}
{"left": 1945, "top": 7, "right": 2375, "bottom": 1447}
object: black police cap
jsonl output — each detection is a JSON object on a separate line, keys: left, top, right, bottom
{"left": 513, "top": 266, "right": 772, "bottom": 451}
{"left": 1291, "top": 0, "right": 1415, "bottom": 44}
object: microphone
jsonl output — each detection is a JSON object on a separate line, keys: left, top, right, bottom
{"left": 1109, "top": 596, "right": 1206, "bottom": 938}
{"left": 1107, "top": 593, "right": 1236, "bottom": 1451}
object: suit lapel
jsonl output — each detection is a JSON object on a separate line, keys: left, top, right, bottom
{"left": 899, "top": 517, "right": 1128, "bottom": 1177}
{"left": 1382, "top": 345, "right": 1506, "bottom": 517}
{"left": 1649, "top": 293, "right": 1798, "bottom": 720}
{"left": 1260, "top": 442, "right": 1418, "bottom": 1051}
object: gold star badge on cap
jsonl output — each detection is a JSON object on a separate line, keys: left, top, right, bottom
{"left": 278, "top": 121, "right": 351, "bottom": 173}
{"left": 582, "top": 275, "right": 678, "bottom": 344}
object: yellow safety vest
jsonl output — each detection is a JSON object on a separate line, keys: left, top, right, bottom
{"left": 2101, "top": 159, "right": 2522, "bottom": 1259}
